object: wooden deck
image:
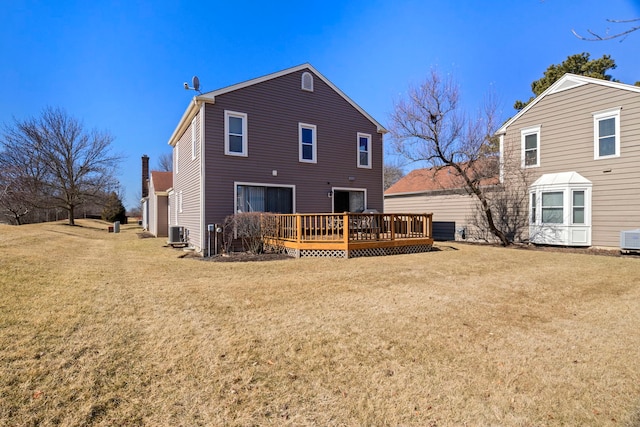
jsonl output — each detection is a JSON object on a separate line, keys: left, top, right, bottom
{"left": 262, "top": 213, "right": 434, "bottom": 258}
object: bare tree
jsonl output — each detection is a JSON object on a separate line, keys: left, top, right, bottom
{"left": 156, "top": 152, "right": 173, "bottom": 172}
{"left": 1, "top": 107, "right": 121, "bottom": 226}
{"left": 383, "top": 163, "right": 405, "bottom": 190}
{"left": 390, "top": 69, "right": 516, "bottom": 246}
{"left": 573, "top": 18, "right": 640, "bottom": 41}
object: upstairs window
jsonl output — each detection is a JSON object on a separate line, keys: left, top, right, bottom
{"left": 299, "top": 123, "right": 317, "bottom": 163}
{"left": 357, "top": 133, "right": 372, "bottom": 168}
{"left": 301, "top": 72, "right": 313, "bottom": 92}
{"left": 521, "top": 125, "right": 540, "bottom": 168}
{"left": 225, "top": 110, "right": 248, "bottom": 156}
{"left": 593, "top": 108, "right": 620, "bottom": 159}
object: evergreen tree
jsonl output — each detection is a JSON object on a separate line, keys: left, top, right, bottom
{"left": 514, "top": 53, "right": 617, "bottom": 111}
{"left": 101, "top": 192, "right": 126, "bottom": 223}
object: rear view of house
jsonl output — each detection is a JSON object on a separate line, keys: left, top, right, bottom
{"left": 167, "top": 64, "right": 386, "bottom": 253}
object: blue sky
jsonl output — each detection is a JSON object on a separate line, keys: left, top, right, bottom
{"left": 2, "top": 0, "right": 639, "bottom": 209}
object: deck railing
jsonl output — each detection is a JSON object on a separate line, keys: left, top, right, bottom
{"left": 261, "top": 212, "right": 433, "bottom": 257}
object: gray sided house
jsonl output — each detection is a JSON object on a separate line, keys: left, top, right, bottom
{"left": 167, "top": 64, "right": 386, "bottom": 253}
{"left": 498, "top": 73, "right": 640, "bottom": 248}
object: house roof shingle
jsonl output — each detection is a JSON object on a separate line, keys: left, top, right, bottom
{"left": 385, "top": 162, "right": 499, "bottom": 196}
{"left": 150, "top": 171, "right": 173, "bottom": 192}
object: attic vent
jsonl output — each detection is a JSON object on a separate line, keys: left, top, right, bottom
{"left": 301, "top": 72, "right": 313, "bottom": 92}
{"left": 550, "top": 78, "right": 587, "bottom": 94}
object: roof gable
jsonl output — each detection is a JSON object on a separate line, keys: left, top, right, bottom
{"left": 150, "top": 171, "right": 173, "bottom": 192}
{"left": 498, "top": 73, "right": 640, "bottom": 134}
{"left": 168, "top": 64, "right": 386, "bottom": 147}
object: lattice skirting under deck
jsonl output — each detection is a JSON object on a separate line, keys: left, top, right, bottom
{"left": 266, "top": 243, "right": 432, "bottom": 259}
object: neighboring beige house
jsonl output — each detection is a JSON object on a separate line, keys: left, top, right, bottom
{"left": 144, "top": 171, "right": 172, "bottom": 238}
{"left": 384, "top": 164, "right": 498, "bottom": 241}
{"left": 498, "top": 73, "right": 640, "bottom": 248}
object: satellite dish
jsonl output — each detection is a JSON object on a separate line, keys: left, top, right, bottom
{"left": 192, "top": 76, "right": 200, "bottom": 91}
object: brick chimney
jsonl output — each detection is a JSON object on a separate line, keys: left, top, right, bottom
{"left": 141, "top": 155, "right": 149, "bottom": 198}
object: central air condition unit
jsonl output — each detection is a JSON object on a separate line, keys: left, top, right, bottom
{"left": 168, "top": 226, "right": 186, "bottom": 247}
{"left": 620, "top": 229, "right": 640, "bottom": 251}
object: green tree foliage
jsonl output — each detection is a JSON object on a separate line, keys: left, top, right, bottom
{"left": 101, "top": 192, "right": 127, "bottom": 223}
{"left": 514, "top": 53, "right": 617, "bottom": 111}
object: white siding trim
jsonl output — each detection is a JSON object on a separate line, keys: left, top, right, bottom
{"left": 199, "top": 103, "right": 206, "bottom": 251}
{"left": 191, "top": 117, "right": 197, "bottom": 160}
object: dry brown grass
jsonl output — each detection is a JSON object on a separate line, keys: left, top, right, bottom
{"left": 1, "top": 220, "right": 639, "bottom": 426}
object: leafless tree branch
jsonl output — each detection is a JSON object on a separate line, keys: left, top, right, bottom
{"left": 572, "top": 18, "right": 640, "bottom": 41}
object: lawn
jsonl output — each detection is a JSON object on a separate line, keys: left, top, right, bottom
{"left": 1, "top": 220, "right": 639, "bottom": 426}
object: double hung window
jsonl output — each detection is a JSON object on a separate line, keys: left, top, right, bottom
{"left": 521, "top": 126, "right": 540, "bottom": 167}
{"left": 541, "top": 192, "right": 563, "bottom": 224}
{"left": 357, "top": 133, "right": 371, "bottom": 168}
{"left": 225, "top": 111, "right": 248, "bottom": 156}
{"left": 593, "top": 108, "right": 620, "bottom": 159}
{"left": 299, "top": 123, "right": 317, "bottom": 163}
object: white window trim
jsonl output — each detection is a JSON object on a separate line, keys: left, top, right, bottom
{"left": 593, "top": 107, "right": 621, "bottom": 160}
{"left": 299, "top": 123, "right": 317, "bottom": 163}
{"left": 234, "top": 182, "right": 296, "bottom": 214}
{"left": 331, "top": 187, "right": 368, "bottom": 213}
{"left": 224, "top": 110, "right": 248, "bottom": 157}
{"left": 178, "top": 190, "right": 183, "bottom": 213}
{"left": 571, "top": 189, "right": 587, "bottom": 225}
{"left": 520, "top": 125, "right": 541, "bottom": 168}
{"left": 301, "top": 72, "right": 314, "bottom": 92}
{"left": 191, "top": 117, "right": 197, "bottom": 160}
{"left": 357, "top": 132, "right": 372, "bottom": 169}
{"left": 175, "top": 142, "right": 179, "bottom": 174}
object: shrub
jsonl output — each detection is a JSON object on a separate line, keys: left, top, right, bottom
{"left": 221, "top": 212, "right": 278, "bottom": 254}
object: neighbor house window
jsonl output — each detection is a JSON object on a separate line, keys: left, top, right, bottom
{"left": 357, "top": 133, "right": 372, "bottom": 168}
{"left": 593, "top": 108, "right": 620, "bottom": 159}
{"left": 521, "top": 125, "right": 540, "bottom": 167}
{"left": 530, "top": 192, "right": 536, "bottom": 223}
{"left": 572, "top": 190, "right": 585, "bottom": 224}
{"left": 236, "top": 184, "right": 294, "bottom": 214}
{"left": 191, "top": 117, "right": 197, "bottom": 160}
{"left": 299, "top": 123, "right": 317, "bottom": 163}
{"left": 301, "top": 72, "right": 314, "bottom": 92}
{"left": 541, "top": 192, "right": 563, "bottom": 224}
{"left": 225, "top": 110, "right": 248, "bottom": 156}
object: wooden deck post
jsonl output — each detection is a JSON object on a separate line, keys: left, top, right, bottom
{"left": 390, "top": 214, "right": 395, "bottom": 241}
{"left": 343, "top": 212, "right": 350, "bottom": 258}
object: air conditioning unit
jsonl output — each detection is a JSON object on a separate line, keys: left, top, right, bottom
{"left": 620, "top": 229, "right": 640, "bottom": 251}
{"left": 168, "top": 226, "right": 186, "bottom": 247}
